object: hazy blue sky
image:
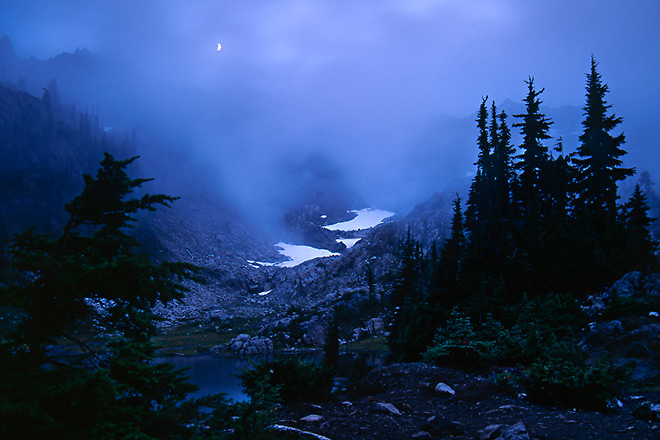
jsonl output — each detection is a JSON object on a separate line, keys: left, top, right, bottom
{"left": 1, "top": 0, "right": 659, "bottom": 213}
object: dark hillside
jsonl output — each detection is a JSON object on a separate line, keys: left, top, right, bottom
{"left": 0, "top": 84, "right": 114, "bottom": 237}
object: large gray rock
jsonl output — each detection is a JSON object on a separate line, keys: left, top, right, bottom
{"left": 352, "top": 317, "right": 385, "bottom": 341}
{"left": 609, "top": 271, "right": 660, "bottom": 298}
{"left": 229, "top": 334, "right": 273, "bottom": 355}
{"left": 434, "top": 382, "right": 455, "bottom": 396}
{"left": 300, "top": 310, "right": 334, "bottom": 346}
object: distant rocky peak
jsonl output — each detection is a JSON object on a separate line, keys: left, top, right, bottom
{"left": 0, "top": 35, "right": 18, "bottom": 63}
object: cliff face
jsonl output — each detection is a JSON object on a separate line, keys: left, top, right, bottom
{"left": 0, "top": 84, "right": 107, "bottom": 236}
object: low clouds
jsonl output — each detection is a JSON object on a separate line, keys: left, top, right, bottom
{"left": 1, "top": 1, "right": 659, "bottom": 217}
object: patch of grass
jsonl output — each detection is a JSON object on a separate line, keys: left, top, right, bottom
{"left": 153, "top": 316, "right": 269, "bottom": 355}
{"left": 343, "top": 335, "right": 389, "bottom": 352}
{"left": 153, "top": 330, "right": 235, "bottom": 355}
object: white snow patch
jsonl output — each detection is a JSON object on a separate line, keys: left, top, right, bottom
{"left": 258, "top": 290, "right": 272, "bottom": 296}
{"left": 274, "top": 242, "right": 339, "bottom": 268}
{"left": 248, "top": 243, "right": 340, "bottom": 268}
{"left": 336, "top": 238, "right": 361, "bottom": 249}
{"left": 320, "top": 214, "right": 327, "bottom": 219}
{"left": 324, "top": 208, "right": 394, "bottom": 231}
{"left": 247, "top": 260, "right": 275, "bottom": 267}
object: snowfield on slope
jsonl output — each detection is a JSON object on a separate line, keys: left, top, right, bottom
{"left": 323, "top": 208, "right": 394, "bottom": 231}
{"left": 274, "top": 242, "right": 340, "bottom": 268}
{"left": 249, "top": 243, "right": 340, "bottom": 268}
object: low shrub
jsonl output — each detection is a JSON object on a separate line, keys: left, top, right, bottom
{"left": 240, "top": 356, "right": 334, "bottom": 403}
{"left": 422, "top": 310, "right": 492, "bottom": 365}
{"left": 523, "top": 354, "right": 628, "bottom": 410}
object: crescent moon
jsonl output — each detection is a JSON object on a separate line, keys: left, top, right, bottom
{"left": 217, "top": 43, "right": 222, "bottom": 51}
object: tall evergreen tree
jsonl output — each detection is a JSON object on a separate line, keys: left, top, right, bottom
{"left": 0, "top": 154, "right": 215, "bottom": 439}
{"left": 573, "top": 57, "right": 634, "bottom": 221}
{"left": 622, "top": 183, "right": 657, "bottom": 271}
{"left": 513, "top": 78, "right": 553, "bottom": 216}
{"left": 466, "top": 98, "right": 492, "bottom": 227}
{"left": 492, "top": 108, "right": 514, "bottom": 219}
{"left": 387, "top": 229, "right": 425, "bottom": 361}
{"left": 442, "top": 195, "right": 464, "bottom": 273}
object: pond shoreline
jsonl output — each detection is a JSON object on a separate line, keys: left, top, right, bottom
{"left": 155, "top": 349, "right": 389, "bottom": 401}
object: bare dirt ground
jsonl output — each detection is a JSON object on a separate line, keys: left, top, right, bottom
{"left": 276, "top": 363, "right": 660, "bottom": 440}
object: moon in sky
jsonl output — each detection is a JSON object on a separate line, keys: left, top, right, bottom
{"left": 217, "top": 43, "right": 222, "bottom": 51}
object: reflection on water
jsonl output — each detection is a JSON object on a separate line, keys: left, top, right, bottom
{"left": 155, "top": 355, "right": 254, "bottom": 401}
{"left": 156, "top": 351, "right": 387, "bottom": 402}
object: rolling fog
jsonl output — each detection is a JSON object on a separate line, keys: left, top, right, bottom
{"left": 1, "top": 0, "right": 660, "bottom": 226}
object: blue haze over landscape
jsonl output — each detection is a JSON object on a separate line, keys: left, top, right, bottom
{"left": 1, "top": 0, "right": 659, "bottom": 216}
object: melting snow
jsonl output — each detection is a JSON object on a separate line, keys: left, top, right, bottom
{"left": 247, "top": 260, "right": 275, "bottom": 268}
{"left": 324, "top": 208, "right": 394, "bottom": 231}
{"left": 274, "top": 242, "right": 339, "bottom": 267}
{"left": 337, "top": 238, "right": 361, "bottom": 249}
{"left": 248, "top": 243, "right": 339, "bottom": 268}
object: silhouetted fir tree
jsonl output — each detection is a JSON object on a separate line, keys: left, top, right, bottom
{"left": 388, "top": 231, "right": 440, "bottom": 362}
{"left": 421, "top": 196, "right": 467, "bottom": 339}
{"left": 513, "top": 78, "right": 553, "bottom": 217}
{"left": 388, "top": 228, "right": 426, "bottom": 360}
{"left": 466, "top": 98, "right": 492, "bottom": 228}
{"left": 465, "top": 169, "right": 481, "bottom": 231}
{"left": 573, "top": 57, "right": 634, "bottom": 223}
{"left": 564, "top": 58, "right": 636, "bottom": 289}
{"left": 639, "top": 171, "right": 660, "bottom": 235}
{"left": 542, "top": 138, "right": 573, "bottom": 218}
{"left": 492, "top": 108, "right": 515, "bottom": 220}
{"left": 622, "top": 184, "right": 658, "bottom": 271}
{"left": 442, "top": 195, "right": 465, "bottom": 274}
{"left": 0, "top": 154, "right": 208, "bottom": 439}
{"left": 323, "top": 314, "right": 340, "bottom": 371}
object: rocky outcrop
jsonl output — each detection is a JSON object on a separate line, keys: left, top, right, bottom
{"left": 352, "top": 317, "right": 385, "bottom": 341}
{"left": 300, "top": 311, "right": 333, "bottom": 346}
{"left": 228, "top": 334, "right": 273, "bottom": 355}
{"left": 608, "top": 271, "right": 660, "bottom": 298}
{"left": 580, "top": 272, "right": 660, "bottom": 383}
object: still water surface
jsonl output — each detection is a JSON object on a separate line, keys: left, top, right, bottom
{"left": 156, "top": 351, "right": 387, "bottom": 401}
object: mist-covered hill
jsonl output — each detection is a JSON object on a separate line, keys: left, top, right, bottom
{"left": 3, "top": 33, "right": 660, "bottom": 340}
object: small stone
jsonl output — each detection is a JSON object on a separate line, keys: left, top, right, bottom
{"left": 486, "top": 404, "right": 523, "bottom": 415}
{"left": 300, "top": 414, "right": 324, "bottom": 423}
{"left": 478, "top": 424, "right": 502, "bottom": 440}
{"left": 373, "top": 402, "right": 402, "bottom": 416}
{"left": 435, "top": 382, "right": 456, "bottom": 396}
{"left": 411, "top": 431, "right": 432, "bottom": 439}
{"left": 341, "top": 401, "right": 353, "bottom": 406}
{"left": 502, "top": 422, "right": 530, "bottom": 440}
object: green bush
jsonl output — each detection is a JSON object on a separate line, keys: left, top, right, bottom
{"left": 422, "top": 310, "right": 492, "bottom": 365}
{"left": 240, "top": 356, "right": 334, "bottom": 403}
{"left": 524, "top": 354, "right": 628, "bottom": 410}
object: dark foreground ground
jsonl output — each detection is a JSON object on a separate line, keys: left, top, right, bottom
{"left": 275, "top": 363, "right": 660, "bottom": 440}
